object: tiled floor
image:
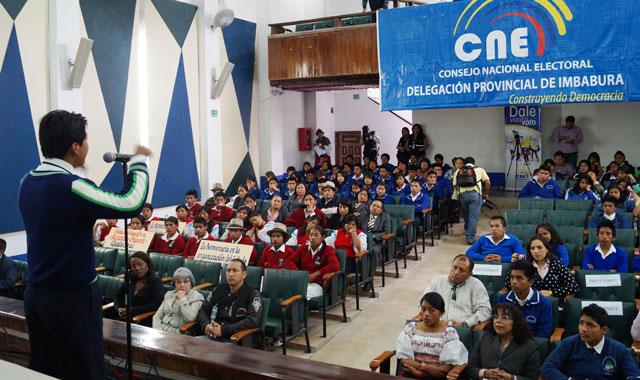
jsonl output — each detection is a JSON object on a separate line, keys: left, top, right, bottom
{"left": 287, "top": 209, "right": 502, "bottom": 372}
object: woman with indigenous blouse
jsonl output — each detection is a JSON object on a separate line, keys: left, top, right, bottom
{"left": 152, "top": 267, "right": 204, "bottom": 333}
{"left": 505, "top": 236, "right": 579, "bottom": 304}
{"left": 396, "top": 292, "right": 468, "bottom": 378}
{"left": 468, "top": 302, "right": 541, "bottom": 380}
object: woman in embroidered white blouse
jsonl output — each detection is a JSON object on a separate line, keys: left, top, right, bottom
{"left": 396, "top": 292, "right": 468, "bottom": 378}
{"left": 152, "top": 267, "right": 204, "bottom": 334}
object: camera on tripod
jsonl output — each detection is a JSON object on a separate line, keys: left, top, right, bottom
{"left": 512, "top": 130, "right": 521, "bottom": 144}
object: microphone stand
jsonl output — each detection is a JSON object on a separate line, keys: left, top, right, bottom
{"left": 121, "top": 161, "right": 133, "bottom": 379}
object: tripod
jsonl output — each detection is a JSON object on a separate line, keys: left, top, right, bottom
{"left": 505, "top": 130, "right": 532, "bottom": 193}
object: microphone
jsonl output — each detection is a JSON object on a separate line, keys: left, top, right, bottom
{"left": 103, "top": 152, "right": 134, "bottom": 163}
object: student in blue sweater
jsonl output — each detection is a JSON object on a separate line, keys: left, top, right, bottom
{"left": 496, "top": 259, "right": 553, "bottom": 338}
{"left": 245, "top": 175, "right": 261, "bottom": 200}
{"left": 401, "top": 180, "right": 431, "bottom": 225}
{"left": 588, "top": 196, "right": 631, "bottom": 229}
{"left": 466, "top": 216, "right": 526, "bottom": 263}
{"left": 518, "top": 164, "right": 563, "bottom": 199}
{"left": 541, "top": 303, "right": 640, "bottom": 379}
{"left": 582, "top": 220, "right": 629, "bottom": 272}
{"left": 565, "top": 174, "right": 600, "bottom": 205}
{"left": 374, "top": 183, "right": 395, "bottom": 205}
{"left": 391, "top": 175, "right": 411, "bottom": 197}
{"left": 19, "top": 110, "right": 151, "bottom": 379}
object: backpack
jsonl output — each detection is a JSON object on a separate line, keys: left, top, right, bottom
{"left": 456, "top": 166, "right": 477, "bottom": 188}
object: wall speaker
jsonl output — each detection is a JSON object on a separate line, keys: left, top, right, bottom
{"left": 68, "top": 37, "right": 94, "bottom": 89}
{"left": 210, "top": 62, "right": 234, "bottom": 99}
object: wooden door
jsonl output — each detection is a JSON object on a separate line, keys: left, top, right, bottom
{"left": 335, "top": 131, "right": 361, "bottom": 165}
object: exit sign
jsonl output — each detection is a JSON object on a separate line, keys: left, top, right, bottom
{"left": 353, "top": 94, "right": 360, "bottom": 100}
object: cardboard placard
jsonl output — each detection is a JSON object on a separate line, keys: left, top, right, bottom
{"left": 584, "top": 274, "right": 622, "bottom": 288}
{"left": 194, "top": 240, "right": 252, "bottom": 265}
{"left": 147, "top": 220, "right": 166, "bottom": 235}
{"left": 581, "top": 301, "right": 623, "bottom": 316}
{"left": 103, "top": 228, "right": 154, "bottom": 252}
{"left": 473, "top": 264, "right": 503, "bottom": 276}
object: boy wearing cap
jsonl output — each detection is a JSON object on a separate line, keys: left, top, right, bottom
{"left": 257, "top": 223, "right": 297, "bottom": 270}
{"left": 223, "top": 218, "right": 259, "bottom": 265}
{"left": 318, "top": 181, "right": 339, "bottom": 215}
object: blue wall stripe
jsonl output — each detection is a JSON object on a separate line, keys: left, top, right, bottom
{"left": 222, "top": 19, "right": 256, "bottom": 147}
{"left": 151, "top": 0, "right": 196, "bottom": 48}
{"left": 80, "top": 0, "right": 136, "bottom": 151}
{"left": 0, "top": 0, "right": 27, "bottom": 20}
{"left": 0, "top": 26, "right": 40, "bottom": 233}
{"left": 152, "top": 54, "right": 200, "bottom": 207}
{"left": 227, "top": 152, "right": 256, "bottom": 197}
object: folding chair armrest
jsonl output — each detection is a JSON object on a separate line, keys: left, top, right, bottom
{"left": 179, "top": 320, "right": 199, "bottom": 334}
{"left": 95, "top": 266, "right": 107, "bottom": 273}
{"left": 102, "top": 302, "right": 114, "bottom": 313}
{"left": 355, "top": 249, "right": 367, "bottom": 259}
{"left": 193, "top": 282, "right": 214, "bottom": 291}
{"left": 281, "top": 294, "right": 303, "bottom": 308}
{"left": 421, "top": 208, "right": 432, "bottom": 214}
{"left": 14, "top": 281, "right": 24, "bottom": 288}
{"left": 472, "top": 321, "right": 489, "bottom": 332}
{"left": 401, "top": 219, "right": 414, "bottom": 226}
{"left": 322, "top": 271, "right": 339, "bottom": 282}
{"left": 447, "top": 364, "right": 467, "bottom": 380}
{"left": 116, "top": 274, "right": 125, "bottom": 279}
{"left": 635, "top": 298, "right": 640, "bottom": 311}
{"left": 382, "top": 233, "right": 396, "bottom": 240}
{"left": 132, "top": 310, "right": 156, "bottom": 323}
{"left": 550, "top": 327, "right": 565, "bottom": 343}
{"left": 230, "top": 328, "right": 261, "bottom": 344}
{"left": 632, "top": 340, "right": 640, "bottom": 356}
{"left": 369, "top": 350, "right": 396, "bottom": 371}
{"left": 161, "top": 277, "right": 173, "bottom": 283}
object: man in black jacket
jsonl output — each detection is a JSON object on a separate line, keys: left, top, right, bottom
{"left": 0, "top": 239, "right": 16, "bottom": 298}
{"left": 197, "top": 259, "right": 262, "bottom": 342}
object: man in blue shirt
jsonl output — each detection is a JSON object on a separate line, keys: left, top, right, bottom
{"left": 582, "top": 220, "right": 629, "bottom": 272}
{"left": 19, "top": 110, "right": 150, "bottom": 379}
{"left": 519, "top": 164, "right": 563, "bottom": 199}
{"left": 466, "top": 216, "right": 526, "bottom": 263}
{"left": 588, "top": 196, "right": 631, "bottom": 229}
{"left": 401, "top": 180, "right": 431, "bottom": 225}
{"left": 496, "top": 259, "right": 553, "bottom": 338}
{"left": 541, "top": 303, "right": 640, "bottom": 379}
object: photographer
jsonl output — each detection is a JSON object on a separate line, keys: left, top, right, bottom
{"left": 362, "top": 125, "right": 380, "bottom": 163}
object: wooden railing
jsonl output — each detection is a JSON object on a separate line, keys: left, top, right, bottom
{"left": 0, "top": 297, "right": 394, "bottom": 380}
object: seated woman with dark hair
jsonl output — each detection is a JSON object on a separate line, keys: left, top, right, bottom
{"left": 506, "top": 236, "right": 578, "bottom": 304}
{"left": 396, "top": 292, "right": 467, "bottom": 378}
{"left": 468, "top": 302, "right": 540, "bottom": 380}
{"left": 534, "top": 223, "right": 569, "bottom": 266}
{"left": 327, "top": 198, "right": 353, "bottom": 230}
{"left": 286, "top": 215, "right": 323, "bottom": 247}
{"left": 114, "top": 252, "right": 165, "bottom": 327}
{"left": 564, "top": 174, "right": 600, "bottom": 205}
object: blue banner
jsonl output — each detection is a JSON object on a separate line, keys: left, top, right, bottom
{"left": 378, "top": 0, "right": 640, "bottom": 110}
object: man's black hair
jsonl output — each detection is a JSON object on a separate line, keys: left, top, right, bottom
{"left": 193, "top": 216, "right": 207, "bottom": 227}
{"left": 453, "top": 254, "right": 474, "bottom": 272}
{"left": 142, "top": 202, "right": 154, "bottom": 212}
{"left": 381, "top": 153, "right": 390, "bottom": 159}
{"left": 580, "top": 303, "right": 608, "bottom": 327}
{"left": 434, "top": 153, "right": 444, "bottom": 160}
{"left": 490, "top": 215, "right": 507, "bottom": 227}
{"left": 463, "top": 156, "right": 475, "bottom": 165}
{"left": 539, "top": 164, "right": 551, "bottom": 172}
{"left": 554, "top": 150, "right": 565, "bottom": 158}
{"left": 565, "top": 115, "right": 575, "bottom": 123}
{"left": 39, "top": 110, "right": 88, "bottom": 159}
{"left": 185, "top": 189, "right": 198, "bottom": 198}
{"left": 249, "top": 210, "right": 262, "bottom": 219}
{"left": 175, "top": 204, "right": 187, "bottom": 212}
{"left": 510, "top": 259, "right": 536, "bottom": 281}
{"left": 214, "top": 191, "right": 226, "bottom": 199}
{"left": 244, "top": 194, "right": 256, "bottom": 202}
{"left": 229, "top": 258, "right": 247, "bottom": 272}
{"left": 0, "top": 238, "right": 6, "bottom": 254}
{"left": 597, "top": 219, "right": 617, "bottom": 238}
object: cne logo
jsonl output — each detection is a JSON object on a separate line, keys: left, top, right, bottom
{"left": 453, "top": 0, "right": 573, "bottom": 62}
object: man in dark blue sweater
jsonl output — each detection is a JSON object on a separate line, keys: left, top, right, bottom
{"left": 0, "top": 238, "right": 16, "bottom": 298}
{"left": 19, "top": 110, "right": 150, "bottom": 379}
{"left": 541, "top": 303, "right": 640, "bottom": 379}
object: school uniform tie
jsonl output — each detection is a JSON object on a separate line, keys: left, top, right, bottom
{"left": 368, "top": 215, "right": 377, "bottom": 231}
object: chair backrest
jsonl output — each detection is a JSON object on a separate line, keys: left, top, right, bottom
{"left": 519, "top": 198, "right": 554, "bottom": 211}
{"left": 555, "top": 199, "right": 593, "bottom": 212}
{"left": 262, "top": 269, "right": 308, "bottom": 321}
{"left": 112, "top": 250, "right": 127, "bottom": 276}
{"left": 184, "top": 259, "right": 221, "bottom": 287}
{"left": 555, "top": 226, "right": 585, "bottom": 246}
{"left": 259, "top": 298, "right": 271, "bottom": 330}
{"left": 472, "top": 263, "right": 511, "bottom": 297}
{"left": 562, "top": 298, "right": 635, "bottom": 346}
{"left": 588, "top": 228, "right": 635, "bottom": 247}
{"left": 564, "top": 243, "right": 582, "bottom": 268}
{"left": 335, "top": 249, "right": 347, "bottom": 275}
{"left": 505, "top": 209, "right": 543, "bottom": 226}
{"left": 14, "top": 260, "right": 28, "bottom": 283}
{"left": 508, "top": 224, "right": 537, "bottom": 244}
{"left": 575, "top": 270, "right": 635, "bottom": 302}
{"left": 220, "top": 264, "right": 262, "bottom": 291}
{"left": 96, "top": 274, "right": 124, "bottom": 301}
{"left": 548, "top": 210, "right": 588, "bottom": 227}
{"left": 149, "top": 253, "right": 185, "bottom": 279}
{"left": 218, "top": 222, "right": 229, "bottom": 237}
{"left": 94, "top": 247, "right": 117, "bottom": 273}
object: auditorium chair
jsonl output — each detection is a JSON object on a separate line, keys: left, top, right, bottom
{"left": 220, "top": 264, "right": 262, "bottom": 291}
{"left": 555, "top": 226, "right": 586, "bottom": 246}
{"left": 554, "top": 199, "right": 593, "bottom": 212}
{"left": 95, "top": 247, "right": 117, "bottom": 275}
{"left": 97, "top": 275, "right": 124, "bottom": 313}
{"left": 369, "top": 224, "right": 399, "bottom": 288}
{"left": 472, "top": 263, "right": 511, "bottom": 306}
{"left": 552, "top": 298, "right": 635, "bottom": 346}
{"left": 262, "top": 269, "right": 311, "bottom": 355}
{"left": 112, "top": 250, "right": 127, "bottom": 277}
{"left": 564, "top": 243, "right": 582, "bottom": 269}
{"left": 369, "top": 325, "right": 471, "bottom": 379}
{"left": 519, "top": 198, "right": 554, "bottom": 220}
{"left": 149, "top": 252, "right": 185, "bottom": 284}
{"left": 509, "top": 224, "right": 536, "bottom": 245}
{"left": 13, "top": 260, "right": 27, "bottom": 300}
{"left": 575, "top": 270, "right": 636, "bottom": 303}
{"left": 547, "top": 210, "right": 589, "bottom": 227}
{"left": 418, "top": 202, "right": 435, "bottom": 251}
{"left": 587, "top": 228, "right": 636, "bottom": 247}
{"left": 505, "top": 209, "right": 543, "bottom": 226}
{"left": 345, "top": 247, "right": 375, "bottom": 311}
{"left": 385, "top": 204, "right": 418, "bottom": 266}
{"left": 254, "top": 242, "right": 265, "bottom": 265}
{"left": 308, "top": 249, "right": 348, "bottom": 337}
{"left": 184, "top": 259, "right": 221, "bottom": 291}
